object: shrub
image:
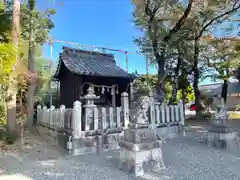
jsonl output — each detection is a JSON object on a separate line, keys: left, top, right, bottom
{"left": 0, "top": 104, "right": 7, "bottom": 125}
{"left": 235, "top": 104, "right": 240, "bottom": 111}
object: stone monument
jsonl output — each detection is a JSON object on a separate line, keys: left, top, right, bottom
{"left": 119, "top": 95, "right": 166, "bottom": 177}
{"left": 207, "top": 98, "right": 237, "bottom": 148}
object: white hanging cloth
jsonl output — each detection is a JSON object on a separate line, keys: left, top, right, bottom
{"left": 116, "top": 86, "right": 119, "bottom": 94}
{"left": 101, "top": 87, "right": 105, "bottom": 94}
{"left": 111, "top": 87, "right": 114, "bottom": 95}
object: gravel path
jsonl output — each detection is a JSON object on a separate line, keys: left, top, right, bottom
{"left": 1, "top": 129, "right": 240, "bottom": 180}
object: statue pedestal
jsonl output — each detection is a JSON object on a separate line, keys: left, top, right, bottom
{"left": 119, "top": 125, "right": 165, "bottom": 177}
{"left": 208, "top": 121, "right": 237, "bottom": 148}
{"left": 207, "top": 105, "right": 238, "bottom": 148}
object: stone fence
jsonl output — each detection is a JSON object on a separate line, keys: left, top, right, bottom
{"left": 36, "top": 91, "right": 185, "bottom": 155}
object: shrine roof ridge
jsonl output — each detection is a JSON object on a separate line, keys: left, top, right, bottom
{"left": 62, "top": 46, "right": 115, "bottom": 58}
{"left": 53, "top": 46, "right": 135, "bottom": 79}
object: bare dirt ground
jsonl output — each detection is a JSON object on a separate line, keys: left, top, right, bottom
{"left": 0, "top": 122, "right": 240, "bottom": 180}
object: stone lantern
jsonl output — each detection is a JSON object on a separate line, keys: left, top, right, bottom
{"left": 80, "top": 86, "right": 100, "bottom": 131}
{"left": 207, "top": 90, "right": 237, "bottom": 148}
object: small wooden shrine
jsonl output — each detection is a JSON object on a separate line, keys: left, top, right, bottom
{"left": 53, "top": 46, "right": 135, "bottom": 108}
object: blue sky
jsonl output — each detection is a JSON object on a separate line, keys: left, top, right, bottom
{"left": 37, "top": 0, "right": 239, "bottom": 85}
{"left": 38, "top": 0, "right": 155, "bottom": 74}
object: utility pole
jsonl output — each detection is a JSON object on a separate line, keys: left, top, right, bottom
{"left": 7, "top": 0, "right": 20, "bottom": 134}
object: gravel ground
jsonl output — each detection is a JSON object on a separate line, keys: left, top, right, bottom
{"left": 1, "top": 127, "right": 240, "bottom": 180}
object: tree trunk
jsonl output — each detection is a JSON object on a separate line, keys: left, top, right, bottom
{"left": 143, "top": 0, "right": 193, "bottom": 105}
{"left": 20, "top": 123, "right": 24, "bottom": 145}
{"left": 170, "top": 53, "right": 182, "bottom": 105}
{"left": 157, "top": 55, "right": 165, "bottom": 82}
{"left": 193, "top": 67, "right": 201, "bottom": 116}
{"left": 221, "top": 79, "right": 228, "bottom": 105}
{"left": 7, "top": 84, "right": 17, "bottom": 134}
{"left": 192, "top": 38, "right": 202, "bottom": 118}
{"left": 7, "top": 0, "right": 20, "bottom": 135}
{"left": 26, "top": 3, "right": 36, "bottom": 126}
{"left": 19, "top": 91, "right": 24, "bottom": 145}
{"left": 182, "top": 86, "right": 186, "bottom": 118}
{"left": 26, "top": 82, "right": 36, "bottom": 125}
{"left": 155, "top": 55, "right": 166, "bottom": 104}
{"left": 26, "top": 44, "right": 35, "bottom": 126}
{"left": 170, "top": 78, "right": 178, "bottom": 104}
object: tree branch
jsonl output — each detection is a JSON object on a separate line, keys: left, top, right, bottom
{"left": 144, "top": 0, "right": 161, "bottom": 61}
{"left": 143, "top": 0, "right": 193, "bottom": 81}
{"left": 163, "top": 0, "right": 194, "bottom": 42}
{"left": 144, "top": 0, "right": 159, "bottom": 24}
{"left": 197, "top": 1, "right": 240, "bottom": 39}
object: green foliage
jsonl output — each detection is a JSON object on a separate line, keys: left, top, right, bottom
{"left": 0, "top": 103, "right": 7, "bottom": 125}
{"left": 132, "top": 1, "right": 240, "bottom": 117}
{"left": 0, "top": 129, "right": 16, "bottom": 144}
{"left": 0, "top": 0, "right": 55, "bottom": 130}
{"left": 20, "top": 3, "right": 56, "bottom": 44}
{"left": 0, "top": 1, "right": 11, "bottom": 43}
{"left": 133, "top": 74, "right": 158, "bottom": 94}
{"left": 133, "top": 74, "right": 172, "bottom": 101}
{"left": 133, "top": 74, "right": 194, "bottom": 103}
{"left": 1, "top": 0, "right": 55, "bottom": 43}
{"left": 203, "top": 111, "right": 214, "bottom": 120}
{"left": 133, "top": 0, "right": 185, "bottom": 63}
{"left": 0, "top": 1, "right": 5, "bottom": 10}
{"left": 235, "top": 42, "right": 240, "bottom": 51}
{"left": 177, "top": 85, "right": 194, "bottom": 103}
{"left": 163, "top": 81, "right": 172, "bottom": 103}
{"left": 0, "top": 0, "right": 55, "bottom": 93}
{"left": 204, "top": 39, "right": 240, "bottom": 81}
{"left": 236, "top": 104, "right": 240, "bottom": 111}
{"left": 0, "top": 43, "right": 16, "bottom": 84}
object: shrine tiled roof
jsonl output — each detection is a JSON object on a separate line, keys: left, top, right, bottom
{"left": 53, "top": 46, "right": 135, "bottom": 79}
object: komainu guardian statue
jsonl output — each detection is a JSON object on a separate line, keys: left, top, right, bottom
{"left": 130, "top": 96, "right": 151, "bottom": 125}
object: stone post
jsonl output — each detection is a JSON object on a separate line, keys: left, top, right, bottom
{"left": 121, "top": 92, "right": 129, "bottom": 128}
{"left": 50, "top": 105, "right": 55, "bottom": 127}
{"left": 72, "top": 101, "right": 82, "bottom": 139}
{"left": 43, "top": 106, "right": 47, "bottom": 125}
{"left": 149, "top": 91, "right": 156, "bottom": 129}
{"left": 179, "top": 100, "right": 185, "bottom": 126}
{"left": 59, "top": 105, "right": 66, "bottom": 128}
{"left": 178, "top": 100, "right": 185, "bottom": 136}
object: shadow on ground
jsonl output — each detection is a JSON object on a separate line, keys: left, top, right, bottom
{"left": 1, "top": 124, "right": 240, "bottom": 180}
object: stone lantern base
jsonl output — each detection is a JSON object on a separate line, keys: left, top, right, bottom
{"left": 207, "top": 104, "right": 238, "bottom": 149}
{"left": 119, "top": 125, "right": 165, "bottom": 177}
{"left": 207, "top": 120, "right": 238, "bottom": 149}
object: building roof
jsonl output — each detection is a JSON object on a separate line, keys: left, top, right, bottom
{"left": 53, "top": 46, "right": 135, "bottom": 79}
{"left": 199, "top": 81, "right": 240, "bottom": 97}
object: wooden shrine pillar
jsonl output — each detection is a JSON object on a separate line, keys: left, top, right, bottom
{"left": 112, "top": 86, "right": 116, "bottom": 109}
